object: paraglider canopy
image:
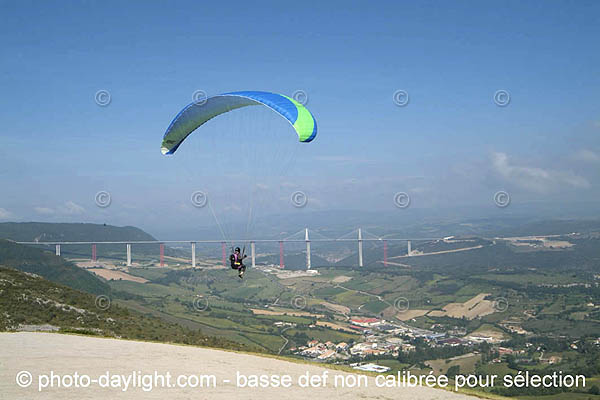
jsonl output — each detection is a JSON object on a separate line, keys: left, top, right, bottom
{"left": 161, "top": 91, "right": 317, "bottom": 155}
{"left": 160, "top": 90, "right": 318, "bottom": 251}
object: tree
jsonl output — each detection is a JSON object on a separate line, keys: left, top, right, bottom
{"left": 446, "top": 365, "right": 460, "bottom": 379}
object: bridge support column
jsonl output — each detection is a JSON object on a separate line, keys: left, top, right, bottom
{"left": 160, "top": 243, "right": 165, "bottom": 267}
{"left": 55, "top": 244, "right": 61, "bottom": 257}
{"left": 126, "top": 244, "right": 132, "bottom": 267}
{"left": 251, "top": 241, "right": 255, "bottom": 268}
{"left": 279, "top": 241, "right": 285, "bottom": 269}
{"left": 191, "top": 242, "right": 196, "bottom": 268}
{"left": 383, "top": 240, "right": 388, "bottom": 266}
{"left": 305, "top": 228, "right": 311, "bottom": 270}
{"left": 358, "top": 228, "right": 363, "bottom": 267}
{"left": 92, "top": 244, "right": 97, "bottom": 262}
{"left": 221, "top": 242, "right": 226, "bottom": 268}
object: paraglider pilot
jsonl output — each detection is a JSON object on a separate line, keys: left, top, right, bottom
{"left": 229, "top": 247, "right": 247, "bottom": 279}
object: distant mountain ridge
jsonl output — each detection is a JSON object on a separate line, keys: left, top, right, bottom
{"left": 0, "top": 222, "right": 183, "bottom": 258}
{"left": 0, "top": 222, "right": 155, "bottom": 242}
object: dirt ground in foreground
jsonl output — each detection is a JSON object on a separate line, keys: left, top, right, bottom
{"left": 0, "top": 332, "right": 479, "bottom": 400}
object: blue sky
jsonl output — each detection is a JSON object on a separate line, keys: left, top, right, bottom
{"left": 1, "top": 0, "right": 599, "bottom": 238}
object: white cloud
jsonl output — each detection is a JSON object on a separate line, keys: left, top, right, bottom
{"left": 61, "top": 201, "right": 85, "bottom": 215}
{"left": 573, "top": 149, "right": 600, "bottom": 163}
{"left": 0, "top": 208, "right": 12, "bottom": 219}
{"left": 34, "top": 201, "right": 85, "bottom": 216}
{"left": 34, "top": 207, "right": 55, "bottom": 215}
{"left": 491, "top": 152, "right": 590, "bottom": 192}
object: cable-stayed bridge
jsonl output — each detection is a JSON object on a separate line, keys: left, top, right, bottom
{"left": 16, "top": 228, "right": 444, "bottom": 269}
